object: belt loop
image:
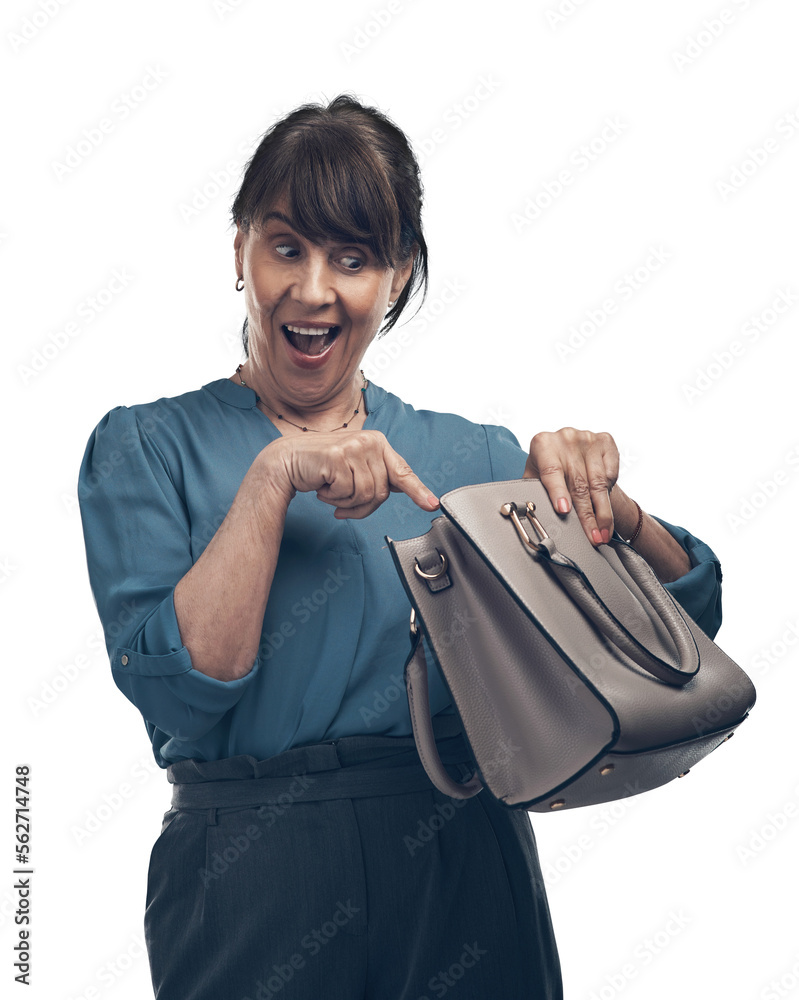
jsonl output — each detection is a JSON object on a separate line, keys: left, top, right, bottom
{"left": 207, "top": 807, "right": 218, "bottom": 826}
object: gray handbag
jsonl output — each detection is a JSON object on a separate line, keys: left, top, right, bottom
{"left": 385, "top": 478, "right": 756, "bottom": 812}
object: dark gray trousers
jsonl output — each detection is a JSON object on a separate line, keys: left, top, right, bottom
{"left": 144, "top": 714, "right": 563, "bottom": 999}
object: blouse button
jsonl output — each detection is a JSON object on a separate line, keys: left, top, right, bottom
{"left": 121, "top": 654, "right": 129, "bottom": 666}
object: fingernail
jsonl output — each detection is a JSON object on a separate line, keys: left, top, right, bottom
{"left": 592, "top": 528, "right": 603, "bottom": 544}
{"left": 558, "top": 498, "right": 569, "bottom": 514}
{"left": 601, "top": 528, "right": 610, "bottom": 544}
{"left": 427, "top": 494, "right": 439, "bottom": 506}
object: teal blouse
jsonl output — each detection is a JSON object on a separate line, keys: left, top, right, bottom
{"left": 78, "top": 377, "right": 723, "bottom": 768}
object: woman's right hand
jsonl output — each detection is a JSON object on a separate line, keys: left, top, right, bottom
{"left": 263, "top": 430, "right": 440, "bottom": 519}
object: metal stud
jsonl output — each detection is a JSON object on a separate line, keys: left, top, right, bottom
{"left": 549, "top": 799, "right": 566, "bottom": 810}
{"left": 599, "top": 764, "right": 615, "bottom": 776}
{"left": 677, "top": 770, "right": 690, "bottom": 777}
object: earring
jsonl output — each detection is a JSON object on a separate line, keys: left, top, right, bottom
{"left": 235, "top": 277, "right": 244, "bottom": 291}
{"left": 388, "top": 300, "right": 396, "bottom": 308}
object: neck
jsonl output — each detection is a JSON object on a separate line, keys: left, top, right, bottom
{"left": 232, "top": 364, "right": 368, "bottom": 432}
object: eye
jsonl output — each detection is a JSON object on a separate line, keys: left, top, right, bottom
{"left": 275, "top": 243, "right": 299, "bottom": 258}
{"left": 340, "top": 255, "right": 364, "bottom": 271}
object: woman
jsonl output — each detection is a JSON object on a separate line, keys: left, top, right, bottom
{"left": 78, "top": 94, "right": 722, "bottom": 999}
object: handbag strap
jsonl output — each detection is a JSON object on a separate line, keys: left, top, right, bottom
{"left": 404, "top": 628, "right": 484, "bottom": 800}
{"left": 534, "top": 538, "right": 700, "bottom": 686}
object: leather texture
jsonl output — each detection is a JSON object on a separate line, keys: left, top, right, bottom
{"left": 385, "top": 478, "right": 756, "bottom": 812}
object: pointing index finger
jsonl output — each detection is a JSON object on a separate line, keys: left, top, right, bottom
{"left": 388, "top": 453, "right": 439, "bottom": 511}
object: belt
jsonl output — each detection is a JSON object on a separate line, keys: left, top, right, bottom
{"left": 167, "top": 713, "right": 476, "bottom": 809}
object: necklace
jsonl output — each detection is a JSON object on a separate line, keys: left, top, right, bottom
{"left": 235, "top": 364, "right": 368, "bottom": 432}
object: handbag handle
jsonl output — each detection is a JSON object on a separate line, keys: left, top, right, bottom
{"left": 404, "top": 628, "right": 484, "bottom": 799}
{"left": 536, "top": 536, "right": 700, "bottom": 686}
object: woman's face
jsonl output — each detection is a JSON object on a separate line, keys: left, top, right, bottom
{"left": 234, "top": 196, "right": 413, "bottom": 409}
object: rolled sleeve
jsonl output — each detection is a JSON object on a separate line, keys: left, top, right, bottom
{"left": 648, "top": 515, "right": 723, "bottom": 639}
{"left": 78, "top": 406, "right": 259, "bottom": 744}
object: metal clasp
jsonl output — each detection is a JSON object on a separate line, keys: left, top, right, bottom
{"left": 500, "top": 501, "right": 550, "bottom": 551}
{"left": 413, "top": 550, "right": 448, "bottom": 580}
{"left": 409, "top": 606, "right": 418, "bottom": 638}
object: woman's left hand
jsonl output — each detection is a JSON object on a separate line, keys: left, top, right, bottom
{"left": 523, "top": 427, "right": 637, "bottom": 546}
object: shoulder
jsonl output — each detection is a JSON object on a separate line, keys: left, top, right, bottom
{"left": 373, "top": 382, "right": 488, "bottom": 441}
{"left": 371, "top": 382, "right": 527, "bottom": 484}
{"left": 83, "top": 379, "right": 244, "bottom": 452}
{"left": 376, "top": 382, "right": 522, "bottom": 448}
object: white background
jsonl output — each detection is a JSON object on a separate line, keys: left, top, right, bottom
{"left": 3, "top": 1, "right": 798, "bottom": 998}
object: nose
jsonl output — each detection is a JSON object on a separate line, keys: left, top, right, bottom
{"left": 290, "top": 249, "right": 336, "bottom": 310}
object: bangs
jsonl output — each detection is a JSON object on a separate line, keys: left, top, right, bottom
{"left": 246, "top": 125, "right": 403, "bottom": 268}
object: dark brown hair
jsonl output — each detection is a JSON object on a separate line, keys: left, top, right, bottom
{"left": 230, "top": 93, "right": 429, "bottom": 357}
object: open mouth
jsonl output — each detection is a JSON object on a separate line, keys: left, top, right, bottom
{"left": 282, "top": 324, "right": 341, "bottom": 357}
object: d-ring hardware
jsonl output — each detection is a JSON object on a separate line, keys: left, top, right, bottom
{"left": 413, "top": 550, "right": 449, "bottom": 580}
{"left": 500, "top": 501, "right": 550, "bottom": 551}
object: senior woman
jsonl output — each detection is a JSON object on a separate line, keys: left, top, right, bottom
{"left": 78, "top": 94, "right": 722, "bottom": 1000}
